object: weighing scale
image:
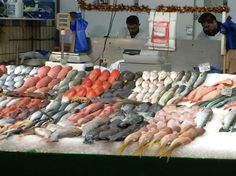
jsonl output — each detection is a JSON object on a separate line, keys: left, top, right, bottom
{"left": 121, "top": 49, "right": 171, "bottom": 72}
{"left": 49, "top": 13, "right": 93, "bottom": 69}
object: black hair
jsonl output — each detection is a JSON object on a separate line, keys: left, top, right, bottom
{"left": 126, "top": 15, "right": 139, "bottom": 25}
{"left": 198, "top": 13, "right": 217, "bottom": 23}
{"left": 69, "top": 11, "right": 77, "bottom": 19}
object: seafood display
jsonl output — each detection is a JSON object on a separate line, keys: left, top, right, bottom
{"left": 0, "top": 64, "right": 234, "bottom": 160}
{"left": 117, "top": 105, "right": 212, "bottom": 157}
{"left": 128, "top": 70, "right": 208, "bottom": 106}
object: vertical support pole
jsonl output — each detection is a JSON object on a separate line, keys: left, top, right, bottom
{"left": 221, "top": 11, "right": 227, "bottom": 73}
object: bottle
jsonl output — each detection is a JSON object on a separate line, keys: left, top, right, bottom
{"left": 7, "top": 0, "right": 23, "bottom": 18}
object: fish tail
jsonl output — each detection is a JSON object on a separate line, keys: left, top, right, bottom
{"left": 134, "top": 145, "right": 145, "bottom": 157}
{"left": 165, "top": 150, "right": 173, "bottom": 163}
{"left": 116, "top": 143, "right": 129, "bottom": 154}
{"left": 219, "top": 127, "right": 230, "bottom": 132}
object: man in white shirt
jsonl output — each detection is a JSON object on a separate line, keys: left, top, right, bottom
{"left": 196, "top": 13, "right": 222, "bottom": 40}
{"left": 119, "top": 15, "right": 147, "bottom": 39}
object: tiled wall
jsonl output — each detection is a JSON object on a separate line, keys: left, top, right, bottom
{"left": 0, "top": 20, "right": 56, "bottom": 63}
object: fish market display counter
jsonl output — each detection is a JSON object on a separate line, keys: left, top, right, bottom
{"left": 1, "top": 73, "right": 236, "bottom": 175}
{"left": 0, "top": 106, "right": 236, "bottom": 176}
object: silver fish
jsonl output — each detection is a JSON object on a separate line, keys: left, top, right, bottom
{"left": 166, "top": 94, "right": 184, "bottom": 105}
{"left": 0, "top": 74, "right": 8, "bottom": 80}
{"left": 48, "top": 127, "right": 82, "bottom": 142}
{"left": 121, "top": 104, "right": 135, "bottom": 113}
{"left": 14, "top": 80, "right": 24, "bottom": 88}
{"left": 82, "top": 117, "right": 110, "bottom": 136}
{"left": 0, "top": 118, "right": 16, "bottom": 125}
{"left": 6, "top": 65, "right": 16, "bottom": 74}
{"left": 34, "top": 127, "right": 52, "bottom": 138}
{"left": 150, "top": 71, "right": 159, "bottom": 82}
{"left": 21, "top": 66, "right": 32, "bottom": 75}
{"left": 181, "top": 70, "right": 192, "bottom": 84}
{"left": 52, "top": 111, "right": 68, "bottom": 124}
{"left": 29, "top": 111, "right": 44, "bottom": 121}
{"left": 6, "top": 98, "right": 19, "bottom": 106}
{"left": 59, "top": 112, "right": 72, "bottom": 121}
{"left": 186, "top": 72, "right": 199, "bottom": 87}
{"left": 158, "top": 85, "right": 179, "bottom": 106}
{"left": 0, "top": 97, "right": 14, "bottom": 109}
{"left": 219, "top": 108, "right": 236, "bottom": 132}
{"left": 172, "top": 70, "right": 185, "bottom": 84}
{"left": 14, "top": 75, "right": 24, "bottom": 82}
{"left": 65, "top": 70, "right": 79, "bottom": 81}
{"left": 57, "top": 78, "right": 71, "bottom": 88}
{"left": 45, "top": 100, "right": 61, "bottom": 112}
{"left": 135, "top": 77, "right": 144, "bottom": 87}
{"left": 195, "top": 107, "right": 213, "bottom": 128}
{"left": 5, "top": 75, "right": 14, "bottom": 82}
{"left": 29, "top": 67, "right": 39, "bottom": 76}
{"left": 69, "top": 78, "right": 82, "bottom": 87}
{"left": 14, "top": 65, "right": 24, "bottom": 75}
{"left": 57, "top": 119, "right": 75, "bottom": 128}
{"left": 64, "top": 102, "right": 80, "bottom": 111}
{"left": 193, "top": 71, "right": 208, "bottom": 88}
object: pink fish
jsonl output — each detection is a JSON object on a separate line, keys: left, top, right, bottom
{"left": 37, "top": 66, "right": 51, "bottom": 78}
{"left": 23, "top": 77, "right": 40, "bottom": 88}
{"left": 57, "top": 66, "right": 73, "bottom": 79}
{"left": 36, "top": 76, "right": 52, "bottom": 89}
{"left": 47, "top": 65, "right": 62, "bottom": 79}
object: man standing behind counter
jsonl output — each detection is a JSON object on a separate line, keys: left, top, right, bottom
{"left": 197, "top": 13, "right": 222, "bottom": 40}
{"left": 119, "top": 15, "right": 147, "bottom": 39}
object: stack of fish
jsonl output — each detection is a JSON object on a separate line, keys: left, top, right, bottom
{"left": 128, "top": 70, "right": 208, "bottom": 106}
{"left": 185, "top": 78, "right": 236, "bottom": 103}
{"left": 83, "top": 103, "right": 162, "bottom": 144}
{"left": 14, "top": 65, "right": 73, "bottom": 94}
{"left": 64, "top": 68, "right": 121, "bottom": 100}
{"left": 50, "top": 69, "right": 86, "bottom": 96}
{"left": 0, "top": 65, "right": 38, "bottom": 92}
{"left": 196, "top": 88, "right": 236, "bottom": 109}
{"left": 101, "top": 70, "right": 142, "bottom": 98}
{"left": 117, "top": 104, "right": 213, "bottom": 157}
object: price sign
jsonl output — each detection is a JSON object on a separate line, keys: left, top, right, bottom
{"left": 57, "top": 13, "right": 71, "bottom": 30}
{"left": 199, "top": 62, "right": 210, "bottom": 72}
{"left": 221, "top": 86, "right": 232, "bottom": 96}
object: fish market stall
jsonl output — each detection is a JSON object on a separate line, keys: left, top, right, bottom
{"left": 0, "top": 69, "right": 236, "bottom": 176}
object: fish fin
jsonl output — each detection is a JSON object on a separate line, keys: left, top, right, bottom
{"left": 116, "top": 143, "right": 129, "bottom": 154}
{"left": 147, "top": 140, "right": 156, "bottom": 149}
{"left": 158, "top": 146, "right": 168, "bottom": 158}
{"left": 231, "top": 128, "right": 236, "bottom": 132}
{"left": 219, "top": 127, "right": 230, "bottom": 132}
{"left": 134, "top": 145, "right": 145, "bottom": 157}
{"left": 0, "top": 135, "right": 8, "bottom": 140}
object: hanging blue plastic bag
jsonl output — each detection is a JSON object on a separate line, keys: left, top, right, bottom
{"left": 220, "top": 16, "right": 236, "bottom": 50}
{"left": 70, "top": 12, "right": 90, "bottom": 53}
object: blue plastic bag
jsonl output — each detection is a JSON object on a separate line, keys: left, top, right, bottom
{"left": 70, "top": 12, "right": 90, "bottom": 53}
{"left": 220, "top": 16, "right": 236, "bottom": 50}
{"left": 193, "top": 66, "right": 223, "bottom": 73}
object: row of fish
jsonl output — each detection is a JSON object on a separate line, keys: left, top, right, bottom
{"left": 15, "top": 65, "right": 73, "bottom": 94}
{"left": 117, "top": 106, "right": 213, "bottom": 157}
{"left": 129, "top": 70, "right": 208, "bottom": 106}
{"left": 185, "top": 78, "right": 236, "bottom": 103}
{"left": 0, "top": 65, "right": 38, "bottom": 91}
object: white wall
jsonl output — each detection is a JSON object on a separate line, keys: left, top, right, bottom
{"left": 59, "top": 0, "right": 227, "bottom": 40}
{"left": 228, "top": 0, "right": 236, "bottom": 20}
